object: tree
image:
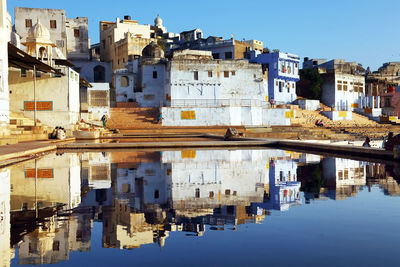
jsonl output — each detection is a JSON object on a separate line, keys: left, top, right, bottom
{"left": 297, "top": 68, "right": 323, "bottom": 100}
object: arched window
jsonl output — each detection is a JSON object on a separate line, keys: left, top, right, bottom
{"left": 93, "top": 65, "right": 105, "bottom": 82}
{"left": 120, "top": 76, "right": 129, "bottom": 87}
{"left": 39, "top": 47, "right": 47, "bottom": 61}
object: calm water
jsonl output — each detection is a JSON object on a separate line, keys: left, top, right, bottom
{"left": 1, "top": 149, "right": 400, "bottom": 267}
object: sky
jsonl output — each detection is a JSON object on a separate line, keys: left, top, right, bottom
{"left": 6, "top": 0, "right": 400, "bottom": 70}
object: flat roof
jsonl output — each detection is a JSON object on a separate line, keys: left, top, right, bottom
{"left": 8, "top": 43, "right": 63, "bottom": 75}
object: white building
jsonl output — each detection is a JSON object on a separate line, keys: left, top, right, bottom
{"left": 114, "top": 43, "right": 294, "bottom": 126}
{"left": 8, "top": 20, "right": 80, "bottom": 129}
{"left": 0, "top": 0, "right": 11, "bottom": 136}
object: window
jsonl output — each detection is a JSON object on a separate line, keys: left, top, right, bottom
{"left": 225, "top": 189, "right": 231, "bottom": 195}
{"left": 195, "top": 188, "right": 200, "bottom": 198}
{"left": 153, "top": 71, "right": 158, "bottom": 79}
{"left": 208, "top": 71, "right": 213, "bottom": 78}
{"left": 53, "top": 241, "right": 60, "bottom": 251}
{"left": 25, "top": 19, "right": 32, "bottom": 28}
{"left": 343, "top": 81, "right": 348, "bottom": 91}
{"left": 227, "top": 206, "right": 235, "bottom": 214}
{"left": 224, "top": 71, "right": 229, "bottom": 78}
{"left": 385, "top": 97, "right": 391, "bottom": 107}
{"left": 279, "top": 81, "right": 283, "bottom": 92}
{"left": 94, "top": 65, "right": 105, "bottom": 82}
{"left": 154, "top": 190, "right": 159, "bottom": 199}
{"left": 292, "top": 83, "right": 295, "bottom": 88}
{"left": 212, "top": 53, "right": 220, "bottom": 59}
{"left": 287, "top": 83, "right": 290, "bottom": 93}
{"left": 102, "top": 24, "right": 108, "bottom": 31}
{"left": 225, "top": 51, "right": 233, "bottom": 59}
{"left": 36, "top": 71, "right": 41, "bottom": 78}
{"left": 56, "top": 40, "right": 64, "bottom": 47}
{"left": 209, "top": 191, "right": 214, "bottom": 198}
{"left": 21, "top": 68, "right": 27, "bottom": 77}
{"left": 120, "top": 76, "right": 129, "bottom": 87}
{"left": 194, "top": 71, "right": 198, "bottom": 80}
{"left": 50, "top": 20, "right": 57, "bottom": 29}
{"left": 337, "top": 80, "right": 342, "bottom": 91}
{"left": 231, "top": 71, "right": 236, "bottom": 76}
{"left": 74, "top": 29, "right": 80, "bottom": 37}
{"left": 276, "top": 81, "right": 278, "bottom": 86}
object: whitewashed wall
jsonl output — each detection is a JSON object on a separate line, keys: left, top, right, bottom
{"left": 322, "top": 110, "right": 352, "bottom": 121}
{"left": 161, "top": 106, "right": 291, "bottom": 126}
{"left": 0, "top": 1, "right": 10, "bottom": 136}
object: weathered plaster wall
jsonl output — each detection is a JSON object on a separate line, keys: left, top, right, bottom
{"left": 0, "top": 0, "right": 10, "bottom": 136}
{"left": 66, "top": 17, "right": 89, "bottom": 60}
{"left": 15, "top": 7, "right": 67, "bottom": 57}
{"left": 322, "top": 110, "right": 353, "bottom": 121}
{"left": 9, "top": 67, "right": 80, "bottom": 128}
{"left": 161, "top": 106, "right": 291, "bottom": 126}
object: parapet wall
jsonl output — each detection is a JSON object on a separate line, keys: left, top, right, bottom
{"left": 161, "top": 106, "right": 292, "bottom": 126}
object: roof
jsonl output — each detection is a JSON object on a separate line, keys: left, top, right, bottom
{"left": 8, "top": 43, "right": 63, "bottom": 75}
{"left": 55, "top": 58, "right": 74, "bottom": 67}
{"left": 79, "top": 77, "right": 92, "bottom": 88}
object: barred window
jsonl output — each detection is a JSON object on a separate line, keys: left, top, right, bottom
{"left": 89, "top": 90, "right": 109, "bottom": 107}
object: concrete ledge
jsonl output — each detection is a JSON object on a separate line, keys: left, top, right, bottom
{"left": 0, "top": 145, "right": 57, "bottom": 168}
{"left": 56, "top": 140, "right": 276, "bottom": 150}
{"left": 274, "top": 140, "right": 393, "bottom": 160}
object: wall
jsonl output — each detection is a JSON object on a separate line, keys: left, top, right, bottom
{"left": 9, "top": 66, "right": 80, "bottom": 129}
{"left": 15, "top": 7, "right": 67, "bottom": 57}
{"left": 322, "top": 110, "right": 352, "bottom": 121}
{"left": 71, "top": 60, "right": 111, "bottom": 83}
{"left": 161, "top": 106, "right": 291, "bottom": 126}
{"left": 137, "top": 63, "right": 166, "bottom": 107}
{"left": 297, "top": 99, "right": 320, "bottom": 110}
{"left": 321, "top": 73, "right": 365, "bottom": 110}
{"left": 66, "top": 17, "right": 89, "bottom": 60}
{"left": 99, "top": 19, "right": 153, "bottom": 62}
{"left": 167, "top": 59, "right": 268, "bottom": 105}
{"left": 88, "top": 83, "right": 110, "bottom": 120}
{"left": 115, "top": 72, "right": 134, "bottom": 102}
{"left": 0, "top": 0, "right": 10, "bottom": 136}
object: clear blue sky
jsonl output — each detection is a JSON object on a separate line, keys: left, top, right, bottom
{"left": 7, "top": 0, "right": 400, "bottom": 70}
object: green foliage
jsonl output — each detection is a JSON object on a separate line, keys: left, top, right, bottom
{"left": 298, "top": 68, "right": 323, "bottom": 100}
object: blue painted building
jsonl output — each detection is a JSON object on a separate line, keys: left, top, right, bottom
{"left": 251, "top": 52, "right": 300, "bottom": 104}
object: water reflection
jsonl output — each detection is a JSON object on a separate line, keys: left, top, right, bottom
{"left": 0, "top": 149, "right": 399, "bottom": 266}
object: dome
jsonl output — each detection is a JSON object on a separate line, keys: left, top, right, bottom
{"left": 26, "top": 19, "right": 52, "bottom": 44}
{"left": 154, "top": 14, "right": 163, "bottom": 27}
{"left": 142, "top": 42, "right": 164, "bottom": 59}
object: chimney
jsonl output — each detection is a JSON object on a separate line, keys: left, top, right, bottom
{"left": 124, "top": 15, "right": 131, "bottom": 20}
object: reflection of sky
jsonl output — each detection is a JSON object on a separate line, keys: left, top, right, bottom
{"left": 29, "top": 187, "right": 400, "bottom": 267}
{"left": 4, "top": 151, "right": 400, "bottom": 266}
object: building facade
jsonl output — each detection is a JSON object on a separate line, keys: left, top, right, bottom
{"left": 251, "top": 52, "right": 300, "bottom": 104}
{"left": 0, "top": 0, "right": 10, "bottom": 136}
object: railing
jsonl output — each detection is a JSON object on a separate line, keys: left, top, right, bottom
{"left": 170, "top": 99, "right": 271, "bottom": 108}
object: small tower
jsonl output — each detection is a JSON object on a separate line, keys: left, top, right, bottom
{"left": 23, "top": 19, "right": 55, "bottom": 65}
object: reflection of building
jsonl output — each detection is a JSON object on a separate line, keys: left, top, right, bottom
{"left": 0, "top": 167, "right": 14, "bottom": 267}
{"left": 321, "top": 158, "right": 366, "bottom": 200}
{"left": 0, "top": 0, "right": 11, "bottom": 137}
{"left": 10, "top": 153, "right": 81, "bottom": 212}
{"left": 251, "top": 158, "right": 301, "bottom": 212}
{"left": 18, "top": 212, "right": 91, "bottom": 265}
{"left": 366, "top": 163, "right": 400, "bottom": 196}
